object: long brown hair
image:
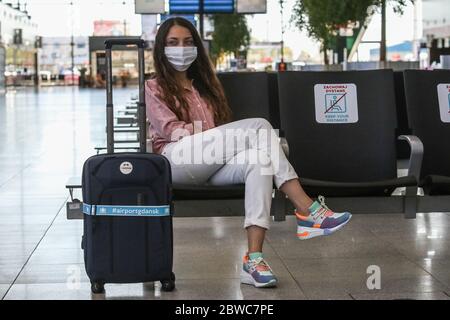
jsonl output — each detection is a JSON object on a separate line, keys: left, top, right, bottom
{"left": 152, "top": 17, "right": 232, "bottom": 126}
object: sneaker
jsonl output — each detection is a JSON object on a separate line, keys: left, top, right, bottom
{"left": 296, "top": 196, "right": 352, "bottom": 240}
{"left": 241, "top": 254, "right": 277, "bottom": 288}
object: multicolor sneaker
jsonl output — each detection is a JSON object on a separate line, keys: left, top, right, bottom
{"left": 241, "top": 254, "right": 277, "bottom": 288}
{"left": 296, "top": 196, "right": 352, "bottom": 240}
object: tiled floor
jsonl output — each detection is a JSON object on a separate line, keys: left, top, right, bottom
{"left": 1, "top": 87, "right": 450, "bottom": 300}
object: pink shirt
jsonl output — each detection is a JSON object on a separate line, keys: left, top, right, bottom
{"left": 145, "top": 78, "right": 216, "bottom": 155}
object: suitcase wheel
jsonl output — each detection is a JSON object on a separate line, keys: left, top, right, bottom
{"left": 91, "top": 281, "right": 105, "bottom": 294}
{"left": 160, "top": 272, "right": 176, "bottom": 292}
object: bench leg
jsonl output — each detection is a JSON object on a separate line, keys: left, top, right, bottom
{"left": 272, "top": 189, "right": 287, "bottom": 222}
{"left": 404, "top": 186, "right": 417, "bottom": 219}
{"left": 404, "top": 196, "right": 417, "bottom": 219}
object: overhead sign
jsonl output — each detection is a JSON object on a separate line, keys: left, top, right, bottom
{"left": 204, "top": 0, "right": 234, "bottom": 12}
{"left": 437, "top": 84, "right": 450, "bottom": 123}
{"left": 169, "top": 0, "right": 234, "bottom": 14}
{"left": 169, "top": 0, "right": 199, "bottom": 13}
{"left": 160, "top": 14, "right": 197, "bottom": 27}
{"left": 236, "top": 0, "right": 266, "bottom": 13}
{"left": 314, "top": 84, "right": 359, "bottom": 124}
{"left": 135, "top": 0, "right": 165, "bottom": 14}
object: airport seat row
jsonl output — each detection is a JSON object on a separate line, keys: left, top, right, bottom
{"left": 216, "top": 69, "right": 450, "bottom": 219}
{"left": 66, "top": 69, "right": 450, "bottom": 221}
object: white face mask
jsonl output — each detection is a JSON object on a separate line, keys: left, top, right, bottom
{"left": 164, "top": 46, "right": 198, "bottom": 72}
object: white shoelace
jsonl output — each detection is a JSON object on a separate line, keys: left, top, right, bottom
{"left": 313, "top": 196, "right": 332, "bottom": 221}
{"left": 248, "top": 257, "right": 273, "bottom": 274}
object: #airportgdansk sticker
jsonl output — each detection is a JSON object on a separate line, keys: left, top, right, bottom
{"left": 314, "top": 84, "right": 359, "bottom": 124}
{"left": 437, "top": 84, "right": 450, "bottom": 123}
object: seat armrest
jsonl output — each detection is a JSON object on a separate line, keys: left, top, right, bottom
{"left": 398, "top": 135, "right": 423, "bottom": 183}
{"left": 66, "top": 177, "right": 82, "bottom": 189}
{"left": 280, "top": 137, "right": 289, "bottom": 157}
{"left": 65, "top": 177, "right": 82, "bottom": 203}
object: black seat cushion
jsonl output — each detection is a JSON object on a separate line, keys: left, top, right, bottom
{"left": 276, "top": 70, "right": 419, "bottom": 198}
{"left": 173, "top": 184, "right": 245, "bottom": 200}
{"left": 422, "top": 175, "right": 450, "bottom": 196}
{"left": 403, "top": 70, "right": 450, "bottom": 183}
{"left": 278, "top": 70, "right": 399, "bottom": 188}
{"left": 217, "top": 72, "right": 281, "bottom": 130}
{"left": 300, "top": 176, "right": 417, "bottom": 197}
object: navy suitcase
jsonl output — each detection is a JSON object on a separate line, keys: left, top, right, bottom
{"left": 81, "top": 39, "right": 175, "bottom": 294}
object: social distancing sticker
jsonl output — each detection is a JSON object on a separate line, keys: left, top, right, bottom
{"left": 437, "top": 84, "right": 450, "bottom": 123}
{"left": 314, "top": 84, "right": 359, "bottom": 124}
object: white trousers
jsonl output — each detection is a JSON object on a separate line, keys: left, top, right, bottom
{"left": 161, "top": 118, "right": 299, "bottom": 230}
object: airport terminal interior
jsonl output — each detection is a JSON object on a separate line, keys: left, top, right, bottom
{"left": 1, "top": 0, "right": 450, "bottom": 301}
{"left": 0, "top": 87, "right": 449, "bottom": 300}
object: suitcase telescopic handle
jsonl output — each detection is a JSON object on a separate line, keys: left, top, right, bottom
{"left": 105, "top": 39, "right": 146, "bottom": 49}
{"left": 105, "top": 39, "right": 147, "bottom": 154}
